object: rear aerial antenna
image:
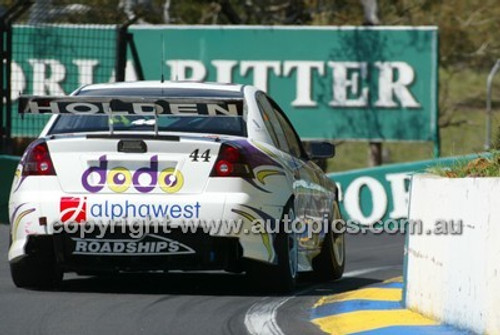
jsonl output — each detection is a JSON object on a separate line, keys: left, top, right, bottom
{"left": 161, "top": 33, "right": 165, "bottom": 83}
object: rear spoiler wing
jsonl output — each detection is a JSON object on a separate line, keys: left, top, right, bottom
{"left": 18, "top": 96, "right": 243, "bottom": 116}
{"left": 18, "top": 95, "right": 244, "bottom": 135}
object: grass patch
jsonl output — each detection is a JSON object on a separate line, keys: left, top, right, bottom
{"left": 427, "top": 152, "right": 500, "bottom": 177}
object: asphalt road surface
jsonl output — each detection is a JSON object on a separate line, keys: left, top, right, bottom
{"left": 0, "top": 224, "right": 405, "bottom": 335}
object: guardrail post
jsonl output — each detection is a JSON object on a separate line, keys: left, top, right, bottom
{"left": 115, "top": 16, "right": 140, "bottom": 82}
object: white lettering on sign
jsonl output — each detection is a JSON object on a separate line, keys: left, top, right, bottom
{"left": 283, "top": 61, "right": 325, "bottom": 107}
{"left": 166, "top": 60, "right": 207, "bottom": 81}
{"left": 375, "top": 62, "right": 420, "bottom": 108}
{"left": 211, "top": 60, "right": 237, "bottom": 83}
{"left": 240, "top": 61, "right": 281, "bottom": 92}
{"left": 337, "top": 171, "right": 412, "bottom": 225}
{"left": 11, "top": 62, "right": 26, "bottom": 101}
{"left": 72, "top": 59, "right": 98, "bottom": 86}
{"left": 108, "top": 60, "right": 139, "bottom": 83}
{"left": 328, "top": 62, "right": 369, "bottom": 107}
{"left": 11, "top": 59, "right": 422, "bottom": 110}
{"left": 28, "top": 59, "right": 66, "bottom": 96}
{"left": 386, "top": 172, "right": 411, "bottom": 219}
{"left": 344, "top": 176, "right": 388, "bottom": 225}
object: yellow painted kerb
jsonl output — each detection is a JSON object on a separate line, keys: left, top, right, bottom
{"left": 314, "top": 288, "right": 402, "bottom": 308}
{"left": 384, "top": 276, "right": 403, "bottom": 283}
{"left": 313, "top": 309, "right": 438, "bottom": 335}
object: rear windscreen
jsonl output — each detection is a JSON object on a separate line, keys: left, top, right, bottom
{"left": 48, "top": 115, "right": 246, "bottom": 137}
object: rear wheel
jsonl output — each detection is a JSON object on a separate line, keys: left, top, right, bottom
{"left": 312, "top": 202, "right": 345, "bottom": 281}
{"left": 10, "top": 256, "right": 62, "bottom": 290}
{"left": 247, "top": 203, "right": 298, "bottom": 293}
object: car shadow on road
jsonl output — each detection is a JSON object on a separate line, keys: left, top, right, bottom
{"left": 54, "top": 271, "right": 381, "bottom": 297}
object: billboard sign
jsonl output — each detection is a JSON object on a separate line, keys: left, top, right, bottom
{"left": 10, "top": 25, "right": 438, "bottom": 142}
{"left": 130, "top": 26, "right": 439, "bottom": 142}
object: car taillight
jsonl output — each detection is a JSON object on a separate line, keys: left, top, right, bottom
{"left": 210, "top": 143, "right": 253, "bottom": 178}
{"left": 22, "top": 141, "right": 56, "bottom": 176}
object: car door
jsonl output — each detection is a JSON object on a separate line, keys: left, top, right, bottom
{"left": 255, "top": 92, "right": 306, "bottom": 205}
{"left": 259, "top": 93, "right": 333, "bottom": 251}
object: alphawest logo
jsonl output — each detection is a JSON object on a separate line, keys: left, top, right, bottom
{"left": 60, "top": 197, "right": 87, "bottom": 223}
{"left": 81, "top": 155, "right": 184, "bottom": 194}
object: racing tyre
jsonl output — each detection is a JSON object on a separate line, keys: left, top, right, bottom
{"left": 10, "top": 256, "right": 62, "bottom": 290}
{"left": 312, "top": 202, "right": 345, "bottom": 281}
{"left": 247, "top": 203, "right": 298, "bottom": 293}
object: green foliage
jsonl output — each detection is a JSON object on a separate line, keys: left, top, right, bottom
{"left": 6, "top": 0, "right": 500, "bottom": 69}
{"left": 307, "top": 0, "right": 500, "bottom": 70}
{"left": 427, "top": 152, "right": 500, "bottom": 177}
{"left": 380, "top": 0, "right": 500, "bottom": 71}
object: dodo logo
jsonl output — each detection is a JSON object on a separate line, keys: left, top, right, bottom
{"left": 81, "top": 155, "right": 184, "bottom": 194}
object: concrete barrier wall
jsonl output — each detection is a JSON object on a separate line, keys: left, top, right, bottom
{"left": 0, "top": 155, "right": 20, "bottom": 224}
{"left": 405, "top": 174, "right": 500, "bottom": 334}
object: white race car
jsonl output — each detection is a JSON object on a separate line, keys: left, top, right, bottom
{"left": 9, "top": 81, "right": 345, "bottom": 291}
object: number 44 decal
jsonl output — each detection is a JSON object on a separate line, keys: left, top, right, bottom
{"left": 189, "top": 149, "right": 211, "bottom": 162}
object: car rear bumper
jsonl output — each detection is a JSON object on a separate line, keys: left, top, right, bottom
{"left": 14, "top": 231, "right": 245, "bottom": 273}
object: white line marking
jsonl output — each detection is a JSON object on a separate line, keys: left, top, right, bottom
{"left": 244, "top": 265, "right": 402, "bottom": 335}
{"left": 244, "top": 296, "right": 293, "bottom": 335}
{"left": 342, "top": 265, "right": 401, "bottom": 278}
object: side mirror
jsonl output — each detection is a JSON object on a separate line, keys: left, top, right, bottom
{"left": 307, "top": 141, "right": 335, "bottom": 159}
